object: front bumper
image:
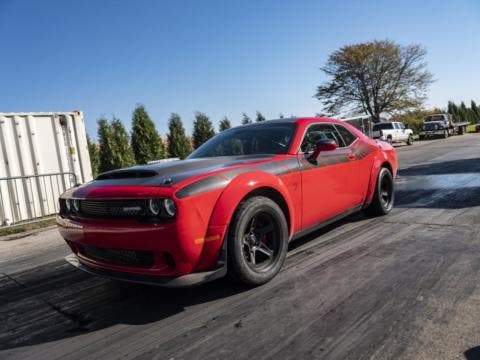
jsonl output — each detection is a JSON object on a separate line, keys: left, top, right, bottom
{"left": 66, "top": 254, "right": 227, "bottom": 287}
{"left": 419, "top": 129, "right": 446, "bottom": 136}
{"left": 57, "top": 211, "right": 227, "bottom": 278}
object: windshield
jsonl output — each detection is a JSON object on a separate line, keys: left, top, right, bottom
{"left": 425, "top": 115, "right": 446, "bottom": 122}
{"left": 188, "top": 123, "right": 296, "bottom": 158}
{"left": 372, "top": 123, "right": 393, "bottom": 130}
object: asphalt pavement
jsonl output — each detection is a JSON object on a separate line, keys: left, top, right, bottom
{"left": 1, "top": 134, "right": 479, "bottom": 360}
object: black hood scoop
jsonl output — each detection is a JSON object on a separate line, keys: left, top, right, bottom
{"left": 96, "top": 169, "right": 158, "bottom": 180}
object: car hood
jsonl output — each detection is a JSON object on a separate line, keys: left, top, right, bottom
{"left": 90, "top": 154, "right": 277, "bottom": 187}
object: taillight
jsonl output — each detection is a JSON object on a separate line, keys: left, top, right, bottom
{"left": 380, "top": 130, "right": 384, "bottom": 137}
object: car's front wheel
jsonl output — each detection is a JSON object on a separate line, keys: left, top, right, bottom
{"left": 227, "top": 196, "right": 288, "bottom": 286}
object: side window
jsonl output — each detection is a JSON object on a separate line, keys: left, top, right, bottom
{"left": 300, "top": 123, "right": 346, "bottom": 153}
{"left": 399, "top": 123, "right": 405, "bottom": 129}
{"left": 334, "top": 124, "right": 357, "bottom": 147}
{"left": 393, "top": 123, "right": 400, "bottom": 129}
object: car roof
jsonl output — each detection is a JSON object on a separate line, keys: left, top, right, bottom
{"left": 239, "top": 117, "right": 348, "bottom": 127}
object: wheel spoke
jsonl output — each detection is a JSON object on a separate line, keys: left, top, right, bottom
{"left": 256, "top": 243, "right": 274, "bottom": 259}
{"left": 249, "top": 216, "right": 256, "bottom": 233}
{"left": 249, "top": 246, "right": 256, "bottom": 265}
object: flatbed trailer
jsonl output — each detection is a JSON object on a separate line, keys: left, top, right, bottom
{"left": 419, "top": 113, "right": 469, "bottom": 139}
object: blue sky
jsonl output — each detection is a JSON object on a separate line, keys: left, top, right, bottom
{"left": 1, "top": 0, "right": 479, "bottom": 138}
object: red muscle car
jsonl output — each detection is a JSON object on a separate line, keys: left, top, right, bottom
{"left": 58, "top": 117, "right": 397, "bottom": 287}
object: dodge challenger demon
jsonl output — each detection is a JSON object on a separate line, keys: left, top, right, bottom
{"left": 57, "top": 117, "right": 397, "bottom": 286}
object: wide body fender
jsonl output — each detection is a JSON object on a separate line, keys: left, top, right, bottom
{"left": 364, "top": 146, "right": 398, "bottom": 206}
{"left": 194, "top": 171, "right": 295, "bottom": 271}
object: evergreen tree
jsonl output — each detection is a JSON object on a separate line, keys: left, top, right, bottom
{"left": 86, "top": 134, "right": 100, "bottom": 178}
{"left": 192, "top": 111, "right": 215, "bottom": 148}
{"left": 110, "top": 117, "right": 135, "bottom": 169}
{"left": 459, "top": 102, "right": 468, "bottom": 122}
{"left": 167, "top": 113, "right": 192, "bottom": 159}
{"left": 219, "top": 116, "right": 231, "bottom": 131}
{"left": 131, "top": 105, "right": 164, "bottom": 164}
{"left": 447, "top": 101, "right": 459, "bottom": 121}
{"left": 97, "top": 117, "right": 115, "bottom": 173}
{"left": 471, "top": 100, "right": 480, "bottom": 123}
{"left": 241, "top": 113, "right": 252, "bottom": 125}
{"left": 255, "top": 111, "right": 266, "bottom": 122}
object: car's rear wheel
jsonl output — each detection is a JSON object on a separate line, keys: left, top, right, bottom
{"left": 365, "top": 167, "right": 394, "bottom": 216}
{"left": 387, "top": 136, "right": 393, "bottom": 144}
{"left": 407, "top": 134, "right": 414, "bottom": 145}
{"left": 227, "top": 196, "right": 288, "bottom": 286}
{"left": 443, "top": 129, "right": 449, "bottom": 138}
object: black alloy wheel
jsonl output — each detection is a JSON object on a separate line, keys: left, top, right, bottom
{"left": 227, "top": 196, "right": 288, "bottom": 286}
{"left": 379, "top": 172, "right": 394, "bottom": 211}
{"left": 366, "top": 167, "right": 394, "bottom": 216}
{"left": 242, "top": 211, "right": 279, "bottom": 270}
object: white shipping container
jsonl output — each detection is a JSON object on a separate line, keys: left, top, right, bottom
{"left": 0, "top": 111, "right": 92, "bottom": 225}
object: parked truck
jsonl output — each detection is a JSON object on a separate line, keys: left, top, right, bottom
{"left": 372, "top": 121, "right": 414, "bottom": 145}
{"left": 419, "top": 113, "right": 469, "bottom": 139}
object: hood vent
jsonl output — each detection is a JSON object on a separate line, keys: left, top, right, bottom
{"left": 96, "top": 170, "right": 158, "bottom": 180}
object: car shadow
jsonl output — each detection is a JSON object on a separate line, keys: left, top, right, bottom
{"left": 464, "top": 346, "right": 480, "bottom": 360}
{"left": 0, "top": 263, "right": 249, "bottom": 351}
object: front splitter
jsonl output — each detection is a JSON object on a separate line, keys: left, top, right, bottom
{"left": 65, "top": 254, "right": 227, "bottom": 288}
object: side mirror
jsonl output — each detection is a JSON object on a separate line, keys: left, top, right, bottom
{"left": 308, "top": 139, "right": 337, "bottom": 162}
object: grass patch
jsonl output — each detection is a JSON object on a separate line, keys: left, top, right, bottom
{"left": 467, "top": 124, "right": 477, "bottom": 133}
{"left": 0, "top": 217, "right": 57, "bottom": 237}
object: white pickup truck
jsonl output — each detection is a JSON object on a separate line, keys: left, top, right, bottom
{"left": 372, "top": 121, "right": 414, "bottom": 145}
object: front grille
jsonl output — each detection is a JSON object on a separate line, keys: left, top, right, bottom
{"left": 79, "top": 244, "right": 155, "bottom": 268}
{"left": 424, "top": 123, "right": 437, "bottom": 131}
{"left": 80, "top": 200, "right": 147, "bottom": 218}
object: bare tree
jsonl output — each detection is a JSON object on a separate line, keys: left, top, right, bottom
{"left": 315, "top": 40, "right": 434, "bottom": 122}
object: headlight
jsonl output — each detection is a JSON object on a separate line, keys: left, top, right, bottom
{"left": 73, "top": 199, "right": 81, "bottom": 212}
{"left": 65, "top": 199, "right": 72, "bottom": 211}
{"left": 147, "top": 199, "right": 161, "bottom": 216}
{"left": 163, "top": 198, "right": 176, "bottom": 217}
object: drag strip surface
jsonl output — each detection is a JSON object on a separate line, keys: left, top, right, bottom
{"left": 1, "top": 134, "right": 480, "bottom": 360}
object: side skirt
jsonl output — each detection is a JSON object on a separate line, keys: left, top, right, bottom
{"left": 291, "top": 204, "right": 363, "bottom": 241}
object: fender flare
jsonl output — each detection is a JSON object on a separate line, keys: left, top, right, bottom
{"left": 209, "top": 170, "right": 295, "bottom": 238}
{"left": 364, "top": 152, "right": 393, "bottom": 206}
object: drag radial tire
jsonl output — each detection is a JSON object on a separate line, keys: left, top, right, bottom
{"left": 227, "top": 196, "right": 288, "bottom": 286}
{"left": 365, "top": 167, "right": 395, "bottom": 216}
